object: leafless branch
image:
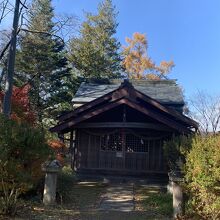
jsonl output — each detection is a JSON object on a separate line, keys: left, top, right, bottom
{"left": 0, "top": 0, "right": 28, "bottom": 61}
{"left": 0, "top": 28, "right": 20, "bottom": 61}
{"left": 20, "top": 28, "right": 65, "bottom": 45}
{"left": 0, "top": 26, "right": 67, "bottom": 62}
{"left": 189, "top": 90, "right": 220, "bottom": 135}
{"left": 53, "top": 13, "right": 79, "bottom": 43}
{"left": 0, "top": 0, "right": 9, "bottom": 24}
{"left": 18, "top": 0, "right": 28, "bottom": 9}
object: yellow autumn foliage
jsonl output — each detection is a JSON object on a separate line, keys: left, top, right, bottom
{"left": 123, "top": 32, "right": 174, "bottom": 79}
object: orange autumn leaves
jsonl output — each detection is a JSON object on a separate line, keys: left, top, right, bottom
{"left": 48, "top": 139, "right": 67, "bottom": 165}
{"left": 122, "top": 32, "right": 174, "bottom": 79}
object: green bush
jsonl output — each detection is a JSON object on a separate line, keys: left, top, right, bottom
{"left": 56, "top": 166, "right": 75, "bottom": 204}
{"left": 163, "top": 135, "right": 192, "bottom": 171}
{"left": 184, "top": 135, "right": 220, "bottom": 219}
{"left": 0, "top": 114, "right": 52, "bottom": 215}
{"left": 164, "top": 134, "right": 220, "bottom": 219}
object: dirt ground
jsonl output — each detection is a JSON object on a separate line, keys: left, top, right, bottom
{"left": 1, "top": 181, "right": 172, "bottom": 220}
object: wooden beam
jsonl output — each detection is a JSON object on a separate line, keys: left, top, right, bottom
{"left": 123, "top": 99, "right": 191, "bottom": 134}
{"left": 58, "top": 82, "right": 135, "bottom": 122}
{"left": 50, "top": 98, "right": 191, "bottom": 134}
{"left": 50, "top": 100, "right": 122, "bottom": 133}
{"left": 76, "top": 167, "right": 168, "bottom": 174}
{"left": 135, "top": 90, "right": 198, "bottom": 128}
{"left": 59, "top": 95, "right": 112, "bottom": 121}
{"left": 75, "top": 122, "right": 173, "bottom": 131}
{"left": 58, "top": 86, "right": 129, "bottom": 122}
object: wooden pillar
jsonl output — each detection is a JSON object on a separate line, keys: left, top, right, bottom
{"left": 73, "top": 130, "right": 78, "bottom": 171}
{"left": 121, "top": 128, "right": 126, "bottom": 169}
{"left": 58, "top": 133, "right": 64, "bottom": 142}
{"left": 69, "top": 131, "right": 74, "bottom": 169}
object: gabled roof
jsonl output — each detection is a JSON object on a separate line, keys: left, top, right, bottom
{"left": 50, "top": 80, "right": 198, "bottom": 134}
{"left": 73, "top": 79, "right": 184, "bottom": 105}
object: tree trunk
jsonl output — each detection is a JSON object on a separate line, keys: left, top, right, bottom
{"left": 3, "top": 0, "right": 20, "bottom": 117}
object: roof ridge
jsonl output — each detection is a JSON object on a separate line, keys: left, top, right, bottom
{"left": 81, "top": 79, "right": 178, "bottom": 85}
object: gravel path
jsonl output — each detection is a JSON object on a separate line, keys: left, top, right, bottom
{"left": 99, "top": 183, "right": 134, "bottom": 212}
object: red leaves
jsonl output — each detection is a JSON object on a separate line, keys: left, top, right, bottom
{"left": 0, "top": 84, "right": 36, "bottom": 125}
{"left": 12, "top": 84, "right": 31, "bottom": 110}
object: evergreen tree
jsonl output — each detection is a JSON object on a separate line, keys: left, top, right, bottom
{"left": 69, "top": 0, "right": 122, "bottom": 79}
{"left": 16, "top": 0, "right": 76, "bottom": 126}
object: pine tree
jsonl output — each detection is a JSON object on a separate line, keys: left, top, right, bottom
{"left": 69, "top": 0, "right": 122, "bottom": 79}
{"left": 16, "top": 0, "right": 76, "bottom": 126}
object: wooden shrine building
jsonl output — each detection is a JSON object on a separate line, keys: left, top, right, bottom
{"left": 50, "top": 79, "right": 198, "bottom": 177}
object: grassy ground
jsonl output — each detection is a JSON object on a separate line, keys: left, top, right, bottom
{"left": 13, "top": 181, "right": 106, "bottom": 220}
{"left": 0, "top": 176, "right": 173, "bottom": 220}
{"left": 58, "top": 181, "right": 106, "bottom": 210}
{"left": 134, "top": 185, "right": 173, "bottom": 217}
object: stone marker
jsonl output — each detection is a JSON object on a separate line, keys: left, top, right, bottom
{"left": 168, "top": 171, "right": 184, "bottom": 218}
{"left": 42, "top": 160, "right": 62, "bottom": 205}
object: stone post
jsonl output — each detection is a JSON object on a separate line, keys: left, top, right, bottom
{"left": 42, "top": 160, "right": 62, "bottom": 205}
{"left": 168, "top": 171, "right": 184, "bottom": 218}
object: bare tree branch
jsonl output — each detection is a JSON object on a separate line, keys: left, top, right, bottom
{"left": 20, "top": 28, "right": 65, "bottom": 45}
{"left": 18, "top": 0, "right": 28, "bottom": 9}
{"left": 189, "top": 91, "right": 220, "bottom": 135}
{"left": 0, "top": 0, "right": 27, "bottom": 61}
{"left": 0, "top": 15, "right": 71, "bottom": 62}
{"left": 0, "top": 29, "right": 20, "bottom": 61}
{"left": 0, "top": 0, "right": 9, "bottom": 24}
{"left": 53, "top": 13, "right": 79, "bottom": 43}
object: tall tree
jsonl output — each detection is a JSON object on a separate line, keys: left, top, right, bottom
{"left": 2, "top": 0, "right": 20, "bottom": 117}
{"left": 123, "top": 32, "right": 174, "bottom": 79}
{"left": 68, "top": 0, "right": 122, "bottom": 79}
{"left": 16, "top": 0, "right": 76, "bottom": 126}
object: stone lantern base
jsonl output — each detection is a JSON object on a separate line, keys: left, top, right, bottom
{"left": 168, "top": 171, "right": 184, "bottom": 218}
{"left": 42, "top": 160, "right": 62, "bottom": 205}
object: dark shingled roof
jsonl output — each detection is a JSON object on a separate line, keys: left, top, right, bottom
{"left": 72, "top": 79, "right": 184, "bottom": 105}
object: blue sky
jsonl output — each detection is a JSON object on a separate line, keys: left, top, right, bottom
{"left": 2, "top": 0, "right": 220, "bottom": 99}
{"left": 54, "top": 0, "right": 220, "bottom": 99}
